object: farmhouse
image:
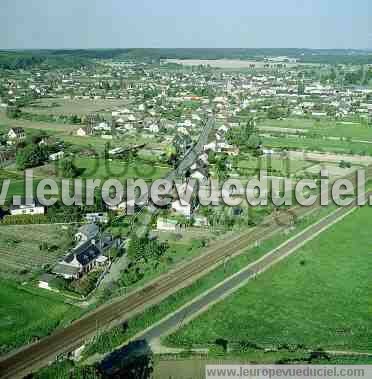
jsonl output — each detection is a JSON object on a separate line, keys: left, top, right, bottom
{"left": 156, "top": 217, "right": 181, "bottom": 232}
{"left": 74, "top": 224, "right": 99, "bottom": 244}
{"left": 76, "top": 127, "right": 93, "bottom": 137}
{"left": 7, "top": 127, "right": 25, "bottom": 145}
{"left": 52, "top": 240, "right": 102, "bottom": 280}
{"left": 84, "top": 212, "right": 109, "bottom": 224}
{"left": 49, "top": 151, "right": 64, "bottom": 161}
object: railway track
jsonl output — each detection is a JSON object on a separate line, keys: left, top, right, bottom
{"left": 0, "top": 166, "right": 371, "bottom": 378}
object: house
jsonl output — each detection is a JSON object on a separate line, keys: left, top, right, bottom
{"left": 108, "top": 201, "right": 127, "bottom": 213}
{"left": 52, "top": 240, "right": 102, "bottom": 280}
{"left": 146, "top": 123, "right": 159, "bottom": 133}
{"left": 84, "top": 213, "right": 109, "bottom": 224}
{"left": 74, "top": 223, "right": 99, "bottom": 244}
{"left": 171, "top": 200, "right": 192, "bottom": 218}
{"left": 7, "top": 127, "right": 25, "bottom": 145}
{"left": 10, "top": 201, "right": 45, "bottom": 216}
{"left": 190, "top": 168, "right": 208, "bottom": 182}
{"left": 156, "top": 217, "right": 181, "bottom": 232}
{"left": 193, "top": 215, "right": 209, "bottom": 227}
{"left": 49, "top": 151, "right": 64, "bottom": 161}
{"left": 38, "top": 273, "right": 56, "bottom": 291}
{"left": 76, "top": 127, "right": 92, "bottom": 137}
{"left": 94, "top": 122, "right": 111, "bottom": 132}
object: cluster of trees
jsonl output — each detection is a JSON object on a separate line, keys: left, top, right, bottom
{"left": 0, "top": 51, "right": 91, "bottom": 70}
{"left": 13, "top": 111, "right": 82, "bottom": 124}
{"left": 0, "top": 214, "right": 48, "bottom": 225}
{"left": 59, "top": 158, "right": 82, "bottom": 178}
{"left": 226, "top": 119, "right": 262, "bottom": 155}
{"left": 6, "top": 105, "right": 21, "bottom": 119}
{"left": 267, "top": 105, "right": 290, "bottom": 120}
{"left": 127, "top": 235, "right": 169, "bottom": 263}
{"left": 16, "top": 144, "right": 49, "bottom": 170}
{"left": 120, "top": 234, "right": 169, "bottom": 287}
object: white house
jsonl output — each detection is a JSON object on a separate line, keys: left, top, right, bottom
{"left": 76, "top": 127, "right": 88, "bottom": 137}
{"left": 156, "top": 218, "right": 180, "bottom": 232}
{"left": 38, "top": 274, "right": 56, "bottom": 291}
{"left": 171, "top": 200, "right": 192, "bottom": 218}
{"left": 10, "top": 202, "right": 45, "bottom": 216}
{"left": 146, "top": 123, "right": 159, "bottom": 133}
{"left": 84, "top": 213, "right": 109, "bottom": 224}
{"left": 53, "top": 240, "right": 102, "bottom": 280}
{"left": 7, "top": 127, "right": 25, "bottom": 145}
{"left": 49, "top": 151, "right": 64, "bottom": 161}
{"left": 74, "top": 224, "right": 99, "bottom": 244}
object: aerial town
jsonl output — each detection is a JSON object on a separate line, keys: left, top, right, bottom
{"left": 0, "top": 24, "right": 371, "bottom": 379}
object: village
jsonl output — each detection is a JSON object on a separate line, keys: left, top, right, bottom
{"left": 0, "top": 48, "right": 372, "bottom": 377}
{"left": 0, "top": 58, "right": 372, "bottom": 297}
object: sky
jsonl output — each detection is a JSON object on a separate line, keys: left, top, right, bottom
{"left": 1, "top": 0, "right": 371, "bottom": 49}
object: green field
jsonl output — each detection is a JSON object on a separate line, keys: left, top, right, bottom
{"left": 260, "top": 118, "right": 372, "bottom": 140}
{"left": 0, "top": 224, "right": 71, "bottom": 278}
{"left": 73, "top": 157, "right": 170, "bottom": 181}
{"left": 165, "top": 206, "right": 372, "bottom": 353}
{"left": 262, "top": 135, "right": 372, "bottom": 155}
{"left": 83, "top": 206, "right": 337, "bottom": 358}
{"left": 0, "top": 279, "right": 80, "bottom": 354}
{"left": 234, "top": 155, "right": 311, "bottom": 176}
{"left": 23, "top": 98, "right": 129, "bottom": 117}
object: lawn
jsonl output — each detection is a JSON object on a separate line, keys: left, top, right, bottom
{"left": 0, "top": 279, "right": 80, "bottom": 354}
{"left": 165, "top": 206, "right": 372, "bottom": 353}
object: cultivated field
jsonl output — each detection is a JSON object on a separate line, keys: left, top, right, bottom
{"left": 23, "top": 98, "right": 130, "bottom": 117}
{"left": 165, "top": 206, "right": 372, "bottom": 353}
{"left": 234, "top": 155, "right": 311, "bottom": 177}
{"left": 0, "top": 112, "right": 79, "bottom": 134}
{"left": 262, "top": 135, "right": 372, "bottom": 156}
{"left": 259, "top": 118, "right": 372, "bottom": 141}
{"left": 0, "top": 224, "right": 71, "bottom": 278}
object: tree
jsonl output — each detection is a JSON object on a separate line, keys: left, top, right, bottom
{"left": 165, "top": 144, "right": 177, "bottom": 164}
{"left": 216, "top": 155, "right": 228, "bottom": 180}
{"left": 16, "top": 144, "right": 48, "bottom": 170}
{"left": 29, "top": 130, "right": 48, "bottom": 145}
{"left": 267, "top": 106, "right": 283, "bottom": 120}
{"left": 226, "top": 119, "right": 256, "bottom": 149}
{"left": 127, "top": 235, "right": 169, "bottom": 263}
{"left": 104, "top": 142, "right": 111, "bottom": 160}
{"left": 59, "top": 158, "right": 81, "bottom": 178}
{"left": 6, "top": 105, "right": 21, "bottom": 119}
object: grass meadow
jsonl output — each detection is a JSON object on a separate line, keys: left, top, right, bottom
{"left": 165, "top": 205, "right": 372, "bottom": 353}
{"left": 0, "top": 279, "right": 80, "bottom": 354}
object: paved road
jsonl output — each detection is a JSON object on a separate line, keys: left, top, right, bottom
{"left": 129, "top": 116, "right": 214, "bottom": 224}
